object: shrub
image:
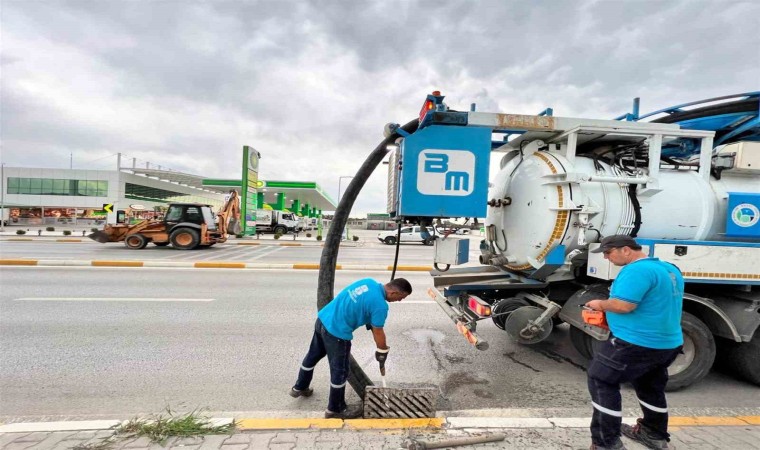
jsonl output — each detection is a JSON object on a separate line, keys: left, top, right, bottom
{"left": 274, "top": 232, "right": 282, "bottom": 239}
{"left": 235, "top": 234, "right": 243, "bottom": 238}
{"left": 352, "top": 235, "right": 359, "bottom": 241}
{"left": 46, "top": 227, "right": 55, "bottom": 232}
{"left": 63, "top": 230, "right": 72, "bottom": 236}
{"left": 306, "top": 233, "right": 312, "bottom": 238}
{"left": 16, "top": 229, "right": 26, "bottom": 235}
{"left": 316, "top": 235, "right": 323, "bottom": 241}
{"left": 91, "top": 227, "right": 99, "bottom": 232}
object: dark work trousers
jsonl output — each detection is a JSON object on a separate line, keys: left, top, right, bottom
{"left": 294, "top": 318, "right": 352, "bottom": 413}
{"left": 587, "top": 336, "right": 681, "bottom": 447}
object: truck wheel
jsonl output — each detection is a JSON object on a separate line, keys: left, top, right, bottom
{"left": 124, "top": 234, "right": 148, "bottom": 249}
{"left": 384, "top": 236, "right": 396, "bottom": 245}
{"left": 170, "top": 228, "right": 200, "bottom": 250}
{"left": 666, "top": 312, "right": 715, "bottom": 391}
{"left": 569, "top": 326, "right": 595, "bottom": 359}
{"left": 491, "top": 298, "right": 529, "bottom": 330}
{"left": 153, "top": 242, "right": 169, "bottom": 247}
{"left": 721, "top": 332, "right": 760, "bottom": 386}
{"left": 274, "top": 225, "right": 287, "bottom": 235}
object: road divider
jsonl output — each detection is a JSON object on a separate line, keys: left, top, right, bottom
{"left": 0, "top": 259, "right": 432, "bottom": 272}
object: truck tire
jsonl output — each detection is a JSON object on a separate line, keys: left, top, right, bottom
{"left": 384, "top": 236, "right": 396, "bottom": 245}
{"left": 569, "top": 326, "right": 595, "bottom": 359}
{"left": 491, "top": 298, "right": 530, "bottom": 330}
{"left": 666, "top": 312, "right": 715, "bottom": 391}
{"left": 170, "top": 228, "right": 200, "bottom": 250}
{"left": 274, "top": 225, "right": 287, "bottom": 235}
{"left": 124, "top": 234, "right": 148, "bottom": 249}
{"left": 721, "top": 333, "right": 760, "bottom": 386}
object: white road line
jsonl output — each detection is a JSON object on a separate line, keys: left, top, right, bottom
{"left": 247, "top": 246, "right": 285, "bottom": 261}
{"left": 14, "top": 297, "right": 215, "bottom": 302}
{"left": 202, "top": 245, "right": 262, "bottom": 261}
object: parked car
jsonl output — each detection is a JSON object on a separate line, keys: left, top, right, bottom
{"left": 378, "top": 226, "right": 435, "bottom": 245}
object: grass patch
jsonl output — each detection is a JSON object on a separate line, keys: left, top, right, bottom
{"left": 73, "top": 408, "right": 235, "bottom": 449}
{"left": 117, "top": 408, "right": 235, "bottom": 445}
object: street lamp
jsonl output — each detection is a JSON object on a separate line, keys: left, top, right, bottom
{"left": 337, "top": 175, "right": 354, "bottom": 205}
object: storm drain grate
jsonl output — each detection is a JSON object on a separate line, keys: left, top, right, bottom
{"left": 363, "top": 386, "right": 437, "bottom": 419}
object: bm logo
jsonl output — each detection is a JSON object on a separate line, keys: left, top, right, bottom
{"left": 417, "top": 149, "right": 475, "bottom": 196}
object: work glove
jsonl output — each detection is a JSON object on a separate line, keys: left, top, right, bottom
{"left": 375, "top": 347, "right": 389, "bottom": 365}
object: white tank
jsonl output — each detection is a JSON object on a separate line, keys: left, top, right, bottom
{"left": 485, "top": 150, "right": 758, "bottom": 272}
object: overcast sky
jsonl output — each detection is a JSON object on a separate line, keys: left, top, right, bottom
{"left": 2, "top": 0, "right": 758, "bottom": 216}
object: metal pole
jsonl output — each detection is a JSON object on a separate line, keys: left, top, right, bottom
{"left": 1, "top": 163, "right": 5, "bottom": 232}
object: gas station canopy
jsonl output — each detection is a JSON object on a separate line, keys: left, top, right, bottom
{"left": 201, "top": 179, "right": 336, "bottom": 212}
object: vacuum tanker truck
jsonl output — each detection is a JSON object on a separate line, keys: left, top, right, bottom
{"left": 392, "top": 92, "right": 759, "bottom": 391}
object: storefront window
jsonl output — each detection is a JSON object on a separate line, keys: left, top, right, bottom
{"left": 7, "top": 177, "right": 108, "bottom": 196}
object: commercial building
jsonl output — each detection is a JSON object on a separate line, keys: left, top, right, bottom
{"left": 0, "top": 163, "right": 335, "bottom": 229}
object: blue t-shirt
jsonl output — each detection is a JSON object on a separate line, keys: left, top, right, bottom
{"left": 318, "top": 278, "right": 389, "bottom": 340}
{"left": 608, "top": 257, "right": 684, "bottom": 349}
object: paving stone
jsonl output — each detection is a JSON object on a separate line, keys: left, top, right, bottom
{"left": 168, "top": 446, "right": 200, "bottom": 450}
{"left": 267, "top": 444, "right": 295, "bottom": 450}
{"left": 0, "top": 434, "right": 30, "bottom": 448}
{"left": 268, "top": 433, "right": 296, "bottom": 445}
{"left": 26, "top": 433, "right": 80, "bottom": 450}
{"left": 698, "top": 426, "right": 759, "bottom": 449}
{"left": 173, "top": 437, "right": 204, "bottom": 446}
{"left": 14, "top": 432, "right": 52, "bottom": 443}
{"left": 220, "top": 433, "right": 250, "bottom": 445}
{"left": 121, "top": 436, "right": 154, "bottom": 448}
{"left": 193, "top": 434, "right": 230, "bottom": 450}
{"left": 218, "top": 445, "right": 248, "bottom": 450}
{"left": 247, "top": 432, "right": 276, "bottom": 449}
{"left": 3, "top": 442, "right": 40, "bottom": 450}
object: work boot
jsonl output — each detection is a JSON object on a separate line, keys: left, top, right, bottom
{"left": 590, "top": 439, "right": 626, "bottom": 450}
{"left": 288, "top": 387, "right": 313, "bottom": 398}
{"left": 324, "top": 405, "right": 363, "bottom": 419}
{"left": 621, "top": 419, "right": 671, "bottom": 449}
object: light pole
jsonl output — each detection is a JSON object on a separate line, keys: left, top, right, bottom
{"left": 337, "top": 176, "right": 354, "bottom": 205}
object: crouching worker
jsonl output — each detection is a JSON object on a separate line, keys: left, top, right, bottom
{"left": 290, "top": 278, "right": 412, "bottom": 419}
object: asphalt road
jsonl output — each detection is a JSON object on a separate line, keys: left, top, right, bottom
{"left": 1, "top": 267, "right": 757, "bottom": 421}
{"left": 0, "top": 229, "right": 476, "bottom": 265}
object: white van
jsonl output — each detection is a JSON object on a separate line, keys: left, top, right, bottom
{"left": 377, "top": 226, "right": 435, "bottom": 245}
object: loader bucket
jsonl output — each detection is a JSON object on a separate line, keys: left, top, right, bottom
{"left": 88, "top": 231, "right": 112, "bottom": 244}
{"left": 228, "top": 217, "right": 241, "bottom": 236}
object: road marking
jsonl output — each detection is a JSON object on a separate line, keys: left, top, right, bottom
{"left": 247, "top": 246, "right": 285, "bottom": 261}
{"left": 14, "top": 297, "right": 215, "bottom": 302}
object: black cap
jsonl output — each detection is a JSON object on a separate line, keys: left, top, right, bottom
{"left": 590, "top": 235, "right": 642, "bottom": 253}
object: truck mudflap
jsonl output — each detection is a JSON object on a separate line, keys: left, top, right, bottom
{"left": 427, "top": 287, "right": 490, "bottom": 350}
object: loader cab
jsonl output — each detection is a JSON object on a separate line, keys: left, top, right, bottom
{"left": 164, "top": 203, "right": 216, "bottom": 230}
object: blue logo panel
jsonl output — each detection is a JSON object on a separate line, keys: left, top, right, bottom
{"left": 398, "top": 125, "right": 491, "bottom": 217}
{"left": 726, "top": 192, "right": 760, "bottom": 238}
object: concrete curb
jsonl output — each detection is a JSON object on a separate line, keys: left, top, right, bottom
{"left": 1, "top": 416, "right": 758, "bottom": 433}
{"left": 0, "top": 259, "right": 433, "bottom": 272}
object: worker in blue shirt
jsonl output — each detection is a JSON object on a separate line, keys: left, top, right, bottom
{"left": 290, "top": 277, "right": 413, "bottom": 419}
{"left": 584, "top": 235, "right": 684, "bottom": 450}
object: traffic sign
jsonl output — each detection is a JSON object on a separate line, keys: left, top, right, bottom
{"left": 103, "top": 203, "right": 114, "bottom": 213}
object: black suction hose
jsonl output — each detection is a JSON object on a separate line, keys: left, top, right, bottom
{"left": 390, "top": 223, "right": 402, "bottom": 281}
{"left": 317, "top": 119, "right": 419, "bottom": 398}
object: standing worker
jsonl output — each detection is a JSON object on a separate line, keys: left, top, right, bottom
{"left": 584, "top": 235, "right": 684, "bottom": 450}
{"left": 290, "top": 278, "right": 413, "bottom": 419}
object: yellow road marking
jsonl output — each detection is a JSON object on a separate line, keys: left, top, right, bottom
{"left": 7, "top": 238, "right": 33, "bottom": 241}
{"left": 236, "top": 242, "right": 261, "bottom": 246}
{"left": 91, "top": 261, "right": 144, "bottom": 267}
{"left": 279, "top": 243, "right": 303, "bottom": 247}
{"left": 738, "top": 416, "right": 760, "bottom": 425}
{"left": 56, "top": 239, "right": 83, "bottom": 242}
{"left": 0, "top": 259, "right": 38, "bottom": 266}
{"left": 344, "top": 418, "right": 444, "bottom": 429}
{"left": 669, "top": 416, "right": 750, "bottom": 426}
{"left": 236, "top": 418, "right": 343, "bottom": 430}
{"left": 194, "top": 262, "right": 246, "bottom": 269}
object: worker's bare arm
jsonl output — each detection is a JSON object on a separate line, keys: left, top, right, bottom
{"left": 586, "top": 298, "right": 637, "bottom": 313}
{"left": 371, "top": 327, "right": 388, "bottom": 349}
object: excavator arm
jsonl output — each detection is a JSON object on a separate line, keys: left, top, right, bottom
{"left": 215, "top": 190, "right": 241, "bottom": 237}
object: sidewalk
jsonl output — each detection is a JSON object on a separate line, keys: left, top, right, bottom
{"left": 1, "top": 416, "right": 759, "bottom": 449}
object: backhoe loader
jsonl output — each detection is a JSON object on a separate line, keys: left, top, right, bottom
{"left": 89, "top": 191, "right": 241, "bottom": 250}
